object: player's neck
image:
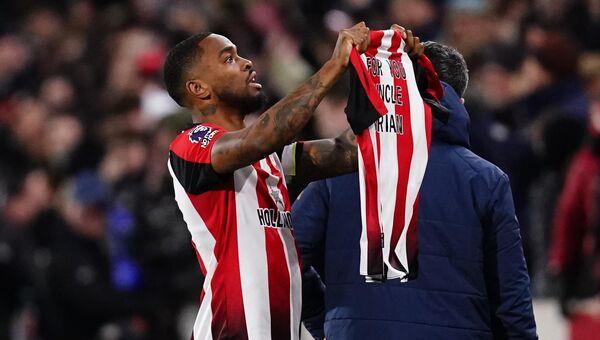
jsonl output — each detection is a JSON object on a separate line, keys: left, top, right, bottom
{"left": 192, "top": 106, "right": 246, "bottom": 131}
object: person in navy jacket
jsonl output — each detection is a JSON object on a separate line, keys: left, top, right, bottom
{"left": 292, "top": 42, "right": 538, "bottom": 340}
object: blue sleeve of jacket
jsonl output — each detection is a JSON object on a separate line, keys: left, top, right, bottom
{"left": 293, "top": 180, "right": 330, "bottom": 273}
{"left": 292, "top": 180, "right": 330, "bottom": 339}
{"left": 483, "top": 174, "right": 538, "bottom": 339}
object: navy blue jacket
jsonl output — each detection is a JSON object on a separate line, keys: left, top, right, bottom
{"left": 292, "top": 83, "right": 537, "bottom": 339}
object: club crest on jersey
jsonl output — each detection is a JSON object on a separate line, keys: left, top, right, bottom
{"left": 189, "top": 125, "right": 219, "bottom": 148}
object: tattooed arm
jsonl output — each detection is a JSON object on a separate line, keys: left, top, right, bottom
{"left": 298, "top": 128, "right": 357, "bottom": 180}
{"left": 285, "top": 129, "right": 357, "bottom": 199}
{"left": 211, "top": 23, "right": 369, "bottom": 174}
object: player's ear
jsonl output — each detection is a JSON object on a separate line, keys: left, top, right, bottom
{"left": 460, "top": 98, "right": 465, "bottom": 104}
{"left": 185, "top": 79, "right": 210, "bottom": 100}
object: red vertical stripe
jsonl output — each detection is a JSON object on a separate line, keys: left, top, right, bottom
{"left": 358, "top": 131, "right": 384, "bottom": 276}
{"left": 405, "top": 102, "right": 433, "bottom": 270}
{"left": 190, "top": 240, "right": 207, "bottom": 276}
{"left": 375, "top": 131, "right": 382, "bottom": 166}
{"left": 388, "top": 33, "right": 415, "bottom": 272}
{"left": 252, "top": 162, "right": 291, "bottom": 340}
{"left": 366, "top": 30, "right": 385, "bottom": 57}
{"left": 349, "top": 30, "right": 387, "bottom": 116}
{"left": 406, "top": 193, "right": 420, "bottom": 271}
{"left": 265, "top": 155, "right": 304, "bottom": 274}
{"left": 264, "top": 229, "right": 291, "bottom": 340}
{"left": 188, "top": 190, "right": 248, "bottom": 339}
{"left": 266, "top": 155, "right": 302, "bottom": 329}
{"left": 360, "top": 31, "right": 386, "bottom": 276}
{"left": 424, "top": 99, "right": 433, "bottom": 149}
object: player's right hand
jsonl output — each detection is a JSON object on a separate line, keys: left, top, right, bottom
{"left": 330, "top": 22, "right": 370, "bottom": 68}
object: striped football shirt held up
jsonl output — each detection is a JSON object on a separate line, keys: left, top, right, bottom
{"left": 345, "top": 29, "right": 443, "bottom": 282}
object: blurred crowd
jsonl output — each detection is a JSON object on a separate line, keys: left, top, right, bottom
{"left": 0, "top": 0, "right": 598, "bottom": 339}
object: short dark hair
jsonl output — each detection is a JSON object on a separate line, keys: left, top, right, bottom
{"left": 423, "top": 41, "right": 469, "bottom": 97}
{"left": 163, "top": 32, "right": 212, "bottom": 107}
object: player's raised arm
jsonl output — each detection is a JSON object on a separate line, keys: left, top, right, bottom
{"left": 295, "top": 128, "right": 358, "bottom": 182}
{"left": 210, "top": 23, "right": 369, "bottom": 174}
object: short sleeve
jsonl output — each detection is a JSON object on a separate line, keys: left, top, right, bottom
{"left": 281, "top": 141, "right": 304, "bottom": 179}
{"left": 168, "top": 124, "right": 228, "bottom": 195}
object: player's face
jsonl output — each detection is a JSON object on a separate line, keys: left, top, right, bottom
{"left": 196, "top": 34, "right": 265, "bottom": 113}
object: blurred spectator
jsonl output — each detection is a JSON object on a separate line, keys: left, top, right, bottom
{"left": 469, "top": 27, "right": 590, "bottom": 277}
{"left": 548, "top": 101, "right": 600, "bottom": 340}
{"left": 529, "top": 113, "right": 586, "bottom": 295}
{"left": 0, "top": 168, "right": 56, "bottom": 339}
{"left": 41, "top": 171, "right": 150, "bottom": 339}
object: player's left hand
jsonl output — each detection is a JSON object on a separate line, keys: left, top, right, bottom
{"left": 390, "top": 24, "right": 424, "bottom": 59}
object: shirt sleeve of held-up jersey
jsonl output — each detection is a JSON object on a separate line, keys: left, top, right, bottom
{"left": 168, "top": 124, "right": 228, "bottom": 195}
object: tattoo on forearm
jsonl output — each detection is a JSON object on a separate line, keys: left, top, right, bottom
{"left": 316, "top": 130, "right": 356, "bottom": 172}
{"left": 212, "top": 66, "right": 336, "bottom": 173}
{"left": 271, "top": 75, "right": 326, "bottom": 141}
{"left": 297, "top": 129, "right": 358, "bottom": 184}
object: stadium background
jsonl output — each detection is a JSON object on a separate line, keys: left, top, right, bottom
{"left": 0, "top": 0, "right": 598, "bottom": 339}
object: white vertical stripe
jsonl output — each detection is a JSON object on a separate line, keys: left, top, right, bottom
{"left": 260, "top": 157, "right": 301, "bottom": 340}
{"left": 370, "top": 123, "right": 381, "bottom": 177}
{"left": 168, "top": 160, "right": 216, "bottom": 339}
{"left": 369, "top": 124, "right": 381, "bottom": 271}
{"left": 279, "top": 228, "right": 301, "bottom": 340}
{"left": 357, "top": 144, "right": 369, "bottom": 275}
{"left": 358, "top": 49, "right": 379, "bottom": 276}
{"left": 192, "top": 267, "right": 217, "bottom": 340}
{"left": 234, "top": 165, "right": 271, "bottom": 340}
{"left": 277, "top": 147, "right": 295, "bottom": 186}
{"left": 394, "top": 48, "right": 429, "bottom": 275}
{"left": 374, "top": 30, "right": 402, "bottom": 276}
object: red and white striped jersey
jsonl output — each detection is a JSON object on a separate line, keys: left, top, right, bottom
{"left": 168, "top": 123, "right": 302, "bottom": 340}
{"left": 345, "top": 30, "right": 441, "bottom": 282}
